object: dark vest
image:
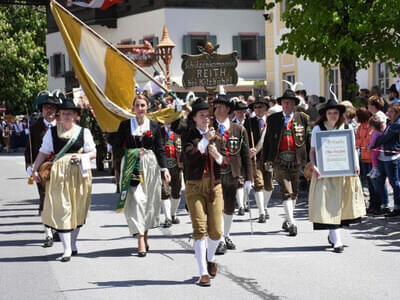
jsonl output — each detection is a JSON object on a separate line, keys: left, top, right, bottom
{"left": 51, "top": 126, "right": 84, "bottom": 154}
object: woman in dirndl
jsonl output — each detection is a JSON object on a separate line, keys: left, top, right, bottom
{"left": 32, "top": 98, "right": 96, "bottom": 262}
{"left": 308, "top": 100, "right": 366, "bottom": 253}
{"left": 115, "top": 94, "right": 170, "bottom": 257}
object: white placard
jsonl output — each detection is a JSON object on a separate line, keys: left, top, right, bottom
{"left": 321, "top": 135, "right": 349, "bottom": 171}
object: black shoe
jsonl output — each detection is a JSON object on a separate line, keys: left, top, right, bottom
{"left": 53, "top": 232, "right": 60, "bottom": 242}
{"left": 258, "top": 214, "right": 266, "bottom": 223}
{"left": 215, "top": 241, "right": 227, "bottom": 255}
{"left": 237, "top": 207, "right": 245, "bottom": 216}
{"left": 386, "top": 209, "right": 400, "bottom": 217}
{"left": 43, "top": 237, "right": 53, "bottom": 248}
{"left": 244, "top": 206, "right": 249, "bottom": 212}
{"left": 171, "top": 215, "right": 180, "bottom": 224}
{"left": 71, "top": 250, "right": 78, "bottom": 256}
{"left": 382, "top": 207, "right": 392, "bottom": 215}
{"left": 373, "top": 208, "right": 385, "bottom": 215}
{"left": 138, "top": 252, "right": 147, "bottom": 257}
{"left": 334, "top": 245, "right": 344, "bottom": 253}
{"left": 57, "top": 256, "right": 71, "bottom": 262}
{"left": 163, "top": 219, "right": 172, "bottom": 228}
{"left": 288, "top": 224, "right": 298, "bottom": 236}
{"left": 224, "top": 237, "right": 236, "bottom": 250}
{"left": 264, "top": 209, "right": 270, "bottom": 219}
{"left": 282, "top": 221, "right": 290, "bottom": 232}
{"left": 327, "top": 236, "right": 334, "bottom": 247}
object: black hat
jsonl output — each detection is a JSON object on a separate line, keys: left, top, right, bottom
{"left": 189, "top": 98, "right": 208, "bottom": 119}
{"left": 214, "top": 94, "right": 234, "bottom": 111}
{"left": 277, "top": 89, "right": 300, "bottom": 105}
{"left": 59, "top": 98, "right": 81, "bottom": 113}
{"left": 35, "top": 90, "right": 64, "bottom": 111}
{"left": 249, "top": 96, "right": 269, "bottom": 109}
{"left": 233, "top": 100, "right": 248, "bottom": 111}
{"left": 318, "top": 99, "right": 346, "bottom": 115}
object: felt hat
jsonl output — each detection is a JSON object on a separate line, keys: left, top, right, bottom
{"left": 277, "top": 89, "right": 300, "bottom": 105}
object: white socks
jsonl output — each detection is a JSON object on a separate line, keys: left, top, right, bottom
{"left": 161, "top": 199, "right": 172, "bottom": 220}
{"left": 263, "top": 190, "right": 272, "bottom": 209}
{"left": 223, "top": 213, "right": 233, "bottom": 238}
{"left": 283, "top": 200, "right": 295, "bottom": 225}
{"left": 71, "top": 228, "right": 80, "bottom": 252}
{"left": 236, "top": 188, "right": 244, "bottom": 209}
{"left": 255, "top": 191, "right": 265, "bottom": 215}
{"left": 194, "top": 239, "right": 207, "bottom": 276}
{"left": 44, "top": 226, "right": 53, "bottom": 239}
{"left": 207, "top": 237, "right": 219, "bottom": 263}
{"left": 59, "top": 232, "right": 72, "bottom": 257}
{"left": 329, "top": 229, "right": 343, "bottom": 247}
{"left": 171, "top": 197, "right": 180, "bottom": 217}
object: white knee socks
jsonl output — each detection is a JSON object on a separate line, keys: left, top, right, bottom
{"left": 171, "top": 197, "right": 181, "bottom": 217}
{"left": 207, "top": 237, "right": 220, "bottom": 263}
{"left": 71, "top": 228, "right": 80, "bottom": 252}
{"left": 255, "top": 191, "right": 265, "bottom": 215}
{"left": 161, "top": 199, "right": 172, "bottom": 220}
{"left": 223, "top": 213, "right": 233, "bottom": 238}
{"left": 194, "top": 239, "right": 207, "bottom": 276}
{"left": 263, "top": 190, "right": 272, "bottom": 209}
{"left": 44, "top": 226, "right": 53, "bottom": 239}
{"left": 283, "top": 200, "right": 295, "bottom": 225}
{"left": 236, "top": 188, "right": 244, "bottom": 209}
{"left": 329, "top": 229, "right": 343, "bottom": 247}
{"left": 59, "top": 232, "right": 72, "bottom": 257}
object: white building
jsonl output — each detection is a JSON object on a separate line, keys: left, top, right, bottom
{"left": 46, "top": 1, "right": 266, "bottom": 96}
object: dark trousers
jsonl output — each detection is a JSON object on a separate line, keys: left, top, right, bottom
{"left": 161, "top": 167, "right": 182, "bottom": 200}
{"left": 221, "top": 172, "right": 239, "bottom": 215}
{"left": 360, "top": 161, "right": 379, "bottom": 209}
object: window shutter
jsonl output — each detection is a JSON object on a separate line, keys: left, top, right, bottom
{"left": 258, "top": 36, "right": 265, "bottom": 60}
{"left": 207, "top": 35, "right": 217, "bottom": 47}
{"left": 50, "top": 56, "right": 56, "bottom": 77}
{"left": 232, "top": 36, "right": 241, "bottom": 59}
{"left": 182, "top": 35, "right": 191, "bottom": 54}
{"left": 60, "top": 54, "right": 66, "bottom": 77}
{"left": 139, "top": 39, "right": 144, "bottom": 44}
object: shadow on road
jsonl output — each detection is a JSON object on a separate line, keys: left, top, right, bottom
{"left": 351, "top": 216, "right": 400, "bottom": 252}
{"left": 243, "top": 245, "right": 330, "bottom": 253}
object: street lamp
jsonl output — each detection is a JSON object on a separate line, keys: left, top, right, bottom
{"left": 157, "top": 25, "right": 175, "bottom": 89}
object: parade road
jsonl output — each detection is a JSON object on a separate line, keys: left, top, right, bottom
{"left": 1, "top": 153, "right": 399, "bottom": 300}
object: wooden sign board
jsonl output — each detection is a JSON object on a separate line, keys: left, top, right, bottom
{"left": 181, "top": 52, "right": 238, "bottom": 90}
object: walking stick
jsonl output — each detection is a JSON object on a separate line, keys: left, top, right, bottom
{"left": 247, "top": 119, "right": 257, "bottom": 233}
{"left": 26, "top": 110, "right": 34, "bottom": 185}
{"left": 245, "top": 187, "right": 254, "bottom": 235}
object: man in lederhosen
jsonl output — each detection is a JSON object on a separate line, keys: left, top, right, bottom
{"left": 263, "top": 89, "right": 310, "bottom": 236}
{"left": 160, "top": 123, "right": 183, "bottom": 227}
{"left": 244, "top": 96, "right": 273, "bottom": 223}
{"left": 25, "top": 90, "right": 62, "bottom": 247}
{"left": 213, "top": 94, "right": 252, "bottom": 254}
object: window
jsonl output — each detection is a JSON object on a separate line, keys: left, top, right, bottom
{"left": 140, "top": 36, "right": 159, "bottom": 48}
{"left": 376, "top": 62, "right": 390, "bottom": 96}
{"left": 326, "top": 68, "right": 339, "bottom": 99}
{"left": 183, "top": 34, "right": 217, "bottom": 55}
{"left": 119, "top": 39, "right": 133, "bottom": 45}
{"left": 232, "top": 35, "right": 265, "bottom": 60}
{"left": 283, "top": 72, "right": 295, "bottom": 90}
{"left": 50, "top": 53, "right": 65, "bottom": 78}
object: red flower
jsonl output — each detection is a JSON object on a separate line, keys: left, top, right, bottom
{"left": 145, "top": 130, "right": 153, "bottom": 138}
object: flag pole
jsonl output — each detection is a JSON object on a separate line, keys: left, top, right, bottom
{"left": 51, "top": 0, "right": 170, "bottom": 95}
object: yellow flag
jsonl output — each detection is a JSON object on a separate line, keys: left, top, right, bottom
{"left": 50, "top": 1, "right": 180, "bottom": 132}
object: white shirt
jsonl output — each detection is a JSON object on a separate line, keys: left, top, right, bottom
{"left": 39, "top": 127, "right": 96, "bottom": 155}
{"left": 196, "top": 128, "right": 223, "bottom": 165}
{"left": 43, "top": 119, "right": 56, "bottom": 128}
{"left": 130, "top": 116, "right": 150, "bottom": 136}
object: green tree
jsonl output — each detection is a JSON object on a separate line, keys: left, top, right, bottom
{"left": 0, "top": 5, "right": 47, "bottom": 114}
{"left": 255, "top": 0, "right": 400, "bottom": 100}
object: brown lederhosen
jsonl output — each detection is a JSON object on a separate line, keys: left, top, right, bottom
{"left": 161, "top": 165, "right": 182, "bottom": 200}
{"left": 220, "top": 167, "right": 239, "bottom": 215}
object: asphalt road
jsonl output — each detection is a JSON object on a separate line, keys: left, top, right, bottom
{"left": 0, "top": 153, "right": 399, "bottom": 300}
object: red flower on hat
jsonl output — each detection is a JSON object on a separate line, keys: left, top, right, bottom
{"left": 145, "top": 130, "right": 153, "bottom": 138}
